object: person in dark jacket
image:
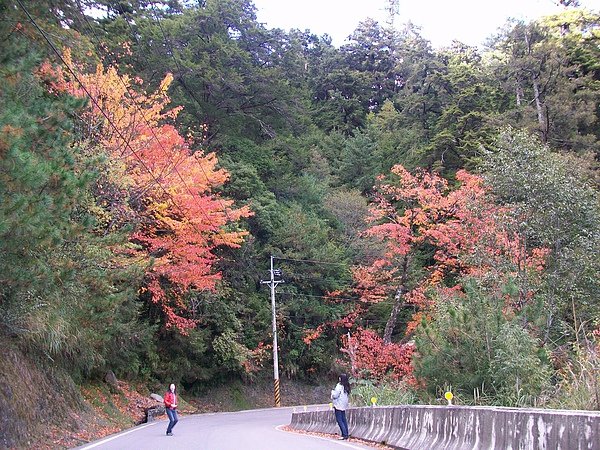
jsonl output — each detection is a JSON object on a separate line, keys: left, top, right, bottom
{"left": 164, "top": 383, "right": 179, "bottom": 436}
{"left": 330, "top": 374, "right": 351, "bottom": 440}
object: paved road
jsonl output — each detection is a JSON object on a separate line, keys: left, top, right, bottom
{"left": 76, "top": 406, "right": 373, "bottom": 450}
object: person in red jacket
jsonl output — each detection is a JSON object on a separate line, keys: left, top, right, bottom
{"left": 164, "top": 383, "right": 179, "bottom": 436}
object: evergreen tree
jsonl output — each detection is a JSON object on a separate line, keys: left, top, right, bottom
{"left": 0, "top": 7, "right": 150, "bottom": 378}
{"left": 415, "top": 278, "right": 551, "bottom": 407}
{"left": 483, "top": 129, "right": 600, "bottom": 345}
{"left": 489, "top": 12, "right": 600, "bottom": 156}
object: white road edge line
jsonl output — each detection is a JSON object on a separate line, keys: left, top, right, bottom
{"left": 78, "top": 421, "right": 159, "bottom": 449}
{"left": 275, "top": 425, "right": 370, "bottom": 450}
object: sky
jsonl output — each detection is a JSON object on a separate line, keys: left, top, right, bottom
{"left": 251, "top": 0, "right": 599, "bottom": 48}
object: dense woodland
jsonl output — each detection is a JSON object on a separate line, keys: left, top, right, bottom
{"left": 1, "top": 0, "right": 599, "bottom": 419}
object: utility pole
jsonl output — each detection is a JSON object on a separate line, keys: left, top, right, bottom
{"left": 260, "top": 255, "right": 284, "bottom": 407}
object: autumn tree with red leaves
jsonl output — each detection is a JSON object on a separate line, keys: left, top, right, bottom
{"left": 51, "top": 53, "right": 252, "bottom": 332}
{"left": 301, "top": 165, "right": 547, "bottom": 382}
{"left": 341, "top": 328, "right": 415, "bottom": 382}
{"left": 354, "top": 165, "right": 547, "bottom": 344}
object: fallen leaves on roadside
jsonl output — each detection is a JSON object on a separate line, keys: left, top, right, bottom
{"left": 280, "top": 425, "right": 394, "bottom": 449}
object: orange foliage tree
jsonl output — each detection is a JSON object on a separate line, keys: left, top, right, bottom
{"left": 340, "top": 328, "right": 415, "bottom": 382}
{"left": 47, "top": 51, "right": 252, "bottom": 332}
{"left": 320, "top": 165, "right": 549, "bottom": 382}
{"left": 353, "top": 165, "right": 547, "bottom": 344}
{"left": 297, "top": 166, "right": 548, "bottom": 381}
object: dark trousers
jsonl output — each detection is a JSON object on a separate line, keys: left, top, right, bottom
{"left": 166, "top": 408, "right": 179, "bottom": 433}
{"left": 334, "top": 408, "right": 349, "bottom": 438}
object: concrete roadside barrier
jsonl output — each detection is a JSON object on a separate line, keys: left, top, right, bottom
{"left": 290, "top": 405, "right": 600, "bottom": 449}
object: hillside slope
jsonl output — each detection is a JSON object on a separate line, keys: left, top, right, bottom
{"left": 0, "top": 344, "right": 161, "bottom": 449}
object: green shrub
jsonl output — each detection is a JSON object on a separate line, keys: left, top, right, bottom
{"left": 351, "top": 379, "right": 418, "bottom": 407}
{"left": 414, "top": 278, "right": 552, "bottom": 407}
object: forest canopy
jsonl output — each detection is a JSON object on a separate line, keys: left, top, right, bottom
{"left": 1, "top": 0, "right": 599, "bottom": 412}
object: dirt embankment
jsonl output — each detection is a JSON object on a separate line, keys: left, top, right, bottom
{"left": 190, "top": 377, "right": 331, "bottom": 413}
{"left": 0, "top": 344, "right": 164, "bottom": 449}
{"left": 0, "top": 344, "right": 84, "bottom": 448}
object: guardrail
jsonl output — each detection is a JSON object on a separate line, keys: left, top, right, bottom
{"left": 290, "top": 405, "right": 600, "bottom": 449}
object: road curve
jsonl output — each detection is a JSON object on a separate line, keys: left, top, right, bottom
{"left": 74, "top": 406, "right": 374, "bottom": 450}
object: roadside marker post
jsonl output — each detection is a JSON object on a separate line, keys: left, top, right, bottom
{"left": 445, "top": 391, "right": 453, "bottom": 406}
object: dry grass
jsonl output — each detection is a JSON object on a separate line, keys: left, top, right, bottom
{"left": 0, "top": 342, "right": 190, "bottom": 450}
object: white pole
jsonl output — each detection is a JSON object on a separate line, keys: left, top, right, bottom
{"left": 270, "top": 255, "right": 281, "bottom": 407}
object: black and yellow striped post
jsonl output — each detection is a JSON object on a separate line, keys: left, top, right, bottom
{"left": 274, "top": 378, "right": 281, "bottom": 407}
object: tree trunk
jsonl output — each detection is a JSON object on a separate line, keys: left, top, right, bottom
{"left": 383, "top": 254, "right": 409, "bottom": 344}
{"left": 524, "top": 32, "right": 548, "bottom": 142}
{"left": 515, "top": 78, "right": 523, "bottom": 106}
{"left": 531, "top": 75, "right": 548, "bottom": 142}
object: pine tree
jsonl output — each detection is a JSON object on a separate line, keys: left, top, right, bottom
{"left": 0, "top": 8, "right": 152, "bottom": 378}
{"left": 0, "top": 29, "right": 87, "bottom": 337}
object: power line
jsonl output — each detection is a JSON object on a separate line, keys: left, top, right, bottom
{"left": 18, "top": 3, "right": 395, "bottom": 342}
{"left": 148, "top": 2, "right": 206, "bottom": 119}
{"left": 273, "top": 256, "right": 350, "bottom": 267}
{"left": 92, "top": 1, "right": 238, "bottom": 226}
{"left": 70, "top": 4, "right": 228, "bottom": 230}
{"left": 15, "top": 0, "right": 211, "bottom": 240}
{"left": 39, "top": 5, "right": 378, "bottom": 322}
{"left": 278, "top": 291, "right": 357, "bottom": 303}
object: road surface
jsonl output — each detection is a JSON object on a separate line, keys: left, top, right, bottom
{"left": 75, "top": 406, "right": 374, "bottom": 450}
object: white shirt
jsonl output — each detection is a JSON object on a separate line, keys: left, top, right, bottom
{"left": 330, "top": 383, "right": 349, "bottom": 410}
